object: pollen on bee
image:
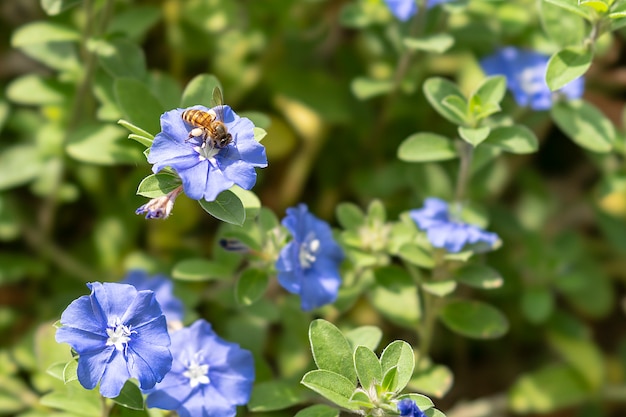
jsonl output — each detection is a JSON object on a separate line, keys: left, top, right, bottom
{"left": 190, "top": 127, "right": 204, "bottom": 137}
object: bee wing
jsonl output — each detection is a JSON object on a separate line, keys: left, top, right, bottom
{"left": 211, "top": 86, "right": 226, "bottom": 122}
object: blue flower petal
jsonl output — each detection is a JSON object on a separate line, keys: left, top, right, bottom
{"left": 122, "top": 271, "right": 185, "bottom": 323}
{"left": 99, "top": 350, "right": 131, "bottom": 398}
{"left": 76, "top": 348, "right": 113, "bottom": 390}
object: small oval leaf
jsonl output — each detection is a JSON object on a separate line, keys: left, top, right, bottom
{"left": 398, "top": 133, "right": 458, "bottom": 162}
{"left": 439, "top": 300, "right": 509, "bottom": 339}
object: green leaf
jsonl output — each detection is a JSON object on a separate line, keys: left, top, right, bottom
{"left": 198, "top": 190, "right": 246, "bottom": 225}
{"left": 171, "top": 258, "right": 234, "bottom": 281}
{"left": 509, "top": 364, "right": 591, "bottom": 413}
{"left": 370, "top": 266, "right": 421, "bottom": 327}
{"left": 63, "top": 359, "right": 78, "bottom": 383}
{"left": 336, "top": 202, "right": 365, "bottom": 229}
{"left": 546, "top": 47, "right": 593, "bottom": 92}
{"left": 543, "top": 0, "right": 595, "bottom": 20}
{"left": 454, "top": 264, "right": 503, "bottom": 289}
{"left": 472, "top": 75, "right": 507, "bottom": 106}
{"left": 114, "top": 78, "right": 165, "bottom": 135}
{"left": 127, "top": 133, "right": 153, "bottom": 147}
{"left": 521, "top": 287, "right": 554, "bottom": 324}
{"left": 548, "top": 331, "right": 604, "bottom": 390}
{"left": 422, "top": 280, "right": 457, "bottom": 297}
{"left": 111, "top": 381, "right": 144, "bottom": 410}
{"left": 253, "top": 127, "right": 267, "bottom": 142}
{"left": 40, "top": 381, "right": 101, "bottom": 416}
{"left": 458, "top": 126, "right": 491, "bottom": 147}
{"left": 294, "top": 404, "right": 340, "bottom": 417}
{"left": 6, "top": 75, "right": 70, "bottom": 105}
{"left": 136, "top": 173, "right": 181, "bottom": 198}
{"left": 381, "top": 366, "right": 398, "bottom": 393}
{"left": 181, "top": 74, "right": 223, "bottom": 108}
{"left": 349, "top": 390, "right": 373, "bottom": 408}
{"left": 439, "top": 300, "right": 509, "bottom": 339}
{"left": 308, "top": 319, "right": 357, "bottom": 384}
{"left": 235, "top": 268, "right": 269, "bottom": 306}
{"left": 345, "top": 326, "right": 383, "bottom": 352}
{"left": 351, "top": 77, "right": 394, "bottom": 100}
{"left": 380, "top": 340, "right": 415, "bottom": 393}
{"left": 66, "top": 124, "right": 144, "bottom": 165}
{"left": 397, "top": 133, "right": 458, "bottom": 162}
{"left": 423, "top": 77, "right": 467, "bottom": 125}
{"left": 441, "top": 95, "right": 468, "bottom": 123}
{"left": 540, "top": 0, "right": 586, "bottom": 47}
{"left": 46, "top": 362, "right": 66, "bottom": 381}
{"left": 12, "top": 21, "right": 80, "bottom": 46}
{"left": 40, "top": 0, "right": 83, "bottom": 15}
{"left": 579, "top": 0, "right": 609, "bottom": 13}
{"left": 106, "top": 6, "right": 161, "bottom": 40}
{"left": 409, "top": 363, "right": 454, "bottom": 398}
{"left": 117, "top": 119, "right": 154, "bottom": 140}
{"left": 551, "top": 100, "right": 614, "bottom": 152}
{"left": 301, "top": 370, "right": 359, "bottom": 410}
{"left": 90, "top": 38, "right": 147, "bottom": 79}
{"left": 0, "top": 145, "right": 43, "bottom": 190}
{"left": 354, "top": 346, "right": 382, "bottom": 389}
{"left": 248, "top": 379, "right": 308, "bottom": 411}
{"left": 403, "top": 33, "right": 454, "bottom": 53}
{"left": 230, "top": 186, "right": 261, "bottom": 215}
{"left": 397, "top": 243, "right": 435, "bottom": 268}
{"left": 485, "top": 125, "right": 539, "bottom": 154}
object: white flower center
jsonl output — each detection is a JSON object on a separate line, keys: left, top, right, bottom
{"left": 299, "top": 233, "right": 320, "bottom": 269}
{"left": 106, "top": 319, "right": 133, "bottom": 351}
{"left": 518, "top": 66, "right": 544, "bottom": 96}
{"left": 194, "top": 143, "right": 220, "bottom": 162}
{"left": 183, "top": 357, "right": 210, "bottom": 388}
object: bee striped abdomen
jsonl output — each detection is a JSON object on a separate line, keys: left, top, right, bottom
{"left": 182, "top": 109, "right": 215, "bottom": 128}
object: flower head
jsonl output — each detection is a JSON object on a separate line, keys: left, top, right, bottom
{"left": 148, "top": 105, "right": 267, "bottom": 202}
{"left": 409, "top": 198, "right": 499, "bottom": 253}
{"left": 55, "top": 282, "right": 172, "bottom": 398}
{"left": 276, "top": 204, "right": 344, "bottom": 311}
{"left": 146, "top": 320, "right": 254, "bottom": 417}
{"left": 398, "top": 399, "right": 426, "bottom": 417}
{"left": 121, "top": 270, "right": 185, "bottom": 327}
{"left": 480, "top": 46, "right": 584, "bottom": 111}
{"left": 385, "top": 0, "right": 451, "bottom": 21}
{"left": 135, "top": 186, "right": 183, "bottom": 219}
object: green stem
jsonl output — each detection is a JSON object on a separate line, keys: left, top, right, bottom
{"left": 454, "top": 140, "right": 474, "bottom": 205}
{"left": 365, "top": 0, "right": 429, "bottom": 156}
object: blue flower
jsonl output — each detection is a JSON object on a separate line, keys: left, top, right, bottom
{"left": 409, "top": 198, "right": 499, "bottom": 253}
{"left": 385, "top": 0, "right": 451, "bottom": 21}
{"left": 276, "top": 204, "right": 344, "bottom": 311}
{"left": 148, "top": 105, "right": 267, "bottom": 202}
{"left": 146, "top": 319, "right": 254, "bottom": 417}
{"left": 480, "top": 46, "right": 584, "bottom": 111}
{"left": 121, "top": 270, "right": 185, "bottom": 326}
{"left": 55, "top": 282, "right": 172, "bottom": 398}
{"left": 397, "top": 398, "right": 426, "bottom": 417}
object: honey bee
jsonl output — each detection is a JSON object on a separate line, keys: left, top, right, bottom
{"left": 182, "top": 87, "right": 232, "bottom": 149}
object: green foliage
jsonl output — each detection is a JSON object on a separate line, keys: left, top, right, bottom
{"left": 3, "top": 0, "right": 625, "bottom": 416}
